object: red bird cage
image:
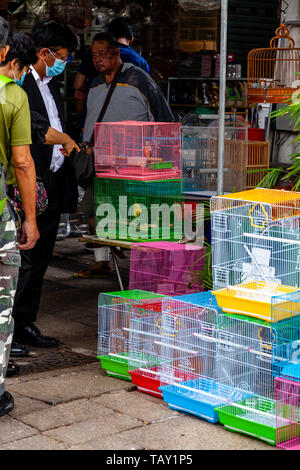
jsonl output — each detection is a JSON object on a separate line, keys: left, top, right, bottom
{"left": 247, "top": 24, "right": 300, "bottom": 104}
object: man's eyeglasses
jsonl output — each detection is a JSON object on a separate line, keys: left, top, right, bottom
{"left": 91, "top": 51, "right": 111, "bottom": 59}
{"left": 49, "top": 49, "right": 73, "bottom": 64}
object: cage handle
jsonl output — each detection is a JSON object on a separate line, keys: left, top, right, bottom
{"left": 269, "top": 24, "right": 295, "bottom": 49}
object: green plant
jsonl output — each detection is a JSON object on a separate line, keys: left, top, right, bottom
{"left": 187, "top": 240, "right": 212, "bottom": 291}
{"left": 186, "top": 199, "right": 212, "bottom": 291}
{"left": 256, "top": 93, "right": 300, "bottom": 190}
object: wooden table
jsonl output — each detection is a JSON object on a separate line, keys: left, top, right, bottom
{"left": 79, "top": 235, "right": 199, "bottom": 291}
{"left": 78, "top": 235, "right": 134, "bottom": 291}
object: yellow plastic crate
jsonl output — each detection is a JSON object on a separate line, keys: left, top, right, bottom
{"left": 212, "top": 281, "right": 300, "bottom": 322}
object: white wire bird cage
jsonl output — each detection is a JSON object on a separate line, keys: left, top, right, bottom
{"left": 215, "top": 313, "right": 279, "bottom": 445}
{"left": 128, "top": 291, "right": 218, "bottom": 398}
{"left": 97, "top": 290, "right": 165, "bottom": 381}
{"left": 158, "top": 291, "right": 249, "bottom": 422}
{"left": 211, "top": 188, "right": 300, "bottom": 291}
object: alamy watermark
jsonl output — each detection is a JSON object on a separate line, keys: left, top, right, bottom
{"left": 95, "top": 196, "right": 204, "bottom": 245}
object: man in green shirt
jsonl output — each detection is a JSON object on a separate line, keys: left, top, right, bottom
{"left": 0, "top": 17, "right": 39, "bottom": 417}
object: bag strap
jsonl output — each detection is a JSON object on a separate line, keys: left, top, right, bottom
{"left": 0, "top": 75, "right": 14, "bottom": 184}
{"left": 88, "top": 63, "right": 123, "bottom": 148}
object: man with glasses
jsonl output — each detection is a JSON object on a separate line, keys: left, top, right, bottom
{"left": 10, "top": 19, "right": 80, "bottom": 358}
{"left": 0, "top": 19, "right": 39, "bottom": 415}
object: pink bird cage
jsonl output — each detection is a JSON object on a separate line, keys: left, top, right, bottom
{"left": 94, "top": 121, "right": 182, "bottom": 181}
{"left": 129, "top": 241, "right": 206, "bottom": 295}
{"left": 275, "top": 376, "right": 300, "bottom": 450}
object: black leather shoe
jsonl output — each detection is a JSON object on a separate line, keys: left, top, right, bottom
{"left": 0, "top": 391, "right": 14, "bottom": 416}
{"left": 14, "top": 323, "right": 59, "bottom": 348}
{"left": 10, "top": 340, "right": 29, "bottom": 357}
{"left": 6, "top": 360, "right": 20, "bottom": 377}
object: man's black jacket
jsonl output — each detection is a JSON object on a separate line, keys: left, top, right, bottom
{"left": 22, "top": 73, "right": 78, "bottom": 214}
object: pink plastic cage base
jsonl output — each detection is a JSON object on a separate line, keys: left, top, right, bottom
{"left": 275, "top": 376, "right": 300, "bottom": 450}
{"left": 129, "top": 242, "right": 206, "bottom": 295}
{"left": 94, "top": 121, "right": 181, "bottom": 181}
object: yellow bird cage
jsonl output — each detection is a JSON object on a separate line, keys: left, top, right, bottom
{"left": 177, "top": 6, "right": 218, "bottom": 53}
{"left": 247, "top": 24, "right": 300, "bottom": 104}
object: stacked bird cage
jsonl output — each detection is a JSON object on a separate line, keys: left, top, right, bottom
{"left": 97, "top": 290, "right": 165, "bottom": 380}
{"left": 129, "top": 291, "right": 219, "bottom": 403}
{"left": 94, "top": 178, "right": 183, "bottom": 241}
{"left": 214, "top": 313, "right": 279, "bottom": 445}
{"left": 181, "top": 116, "right": 248, "bottom": 193}
{"left": 94, "top": 121, "right": 183, "bottom": 241}
{"left": 211, "top": 188, "right": 300, "bottom": 291}
{"left": 94, "top": 122, "right": 181, "bottom": 181}
{"left": 210, "top": 188, "right": 300, "bottom": 446}
{"left": 129, "top": 241, "right": 206, "bottom": 295}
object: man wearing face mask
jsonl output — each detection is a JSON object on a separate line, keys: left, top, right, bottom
{"left": 10, "top": 20, "right": 80, "bottom": 358}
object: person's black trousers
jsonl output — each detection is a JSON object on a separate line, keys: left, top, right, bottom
{"left": 12, "top": 210, "right": 61, "bottom": 329}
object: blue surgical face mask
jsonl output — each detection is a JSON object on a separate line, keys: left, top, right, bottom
{"left": 13, "top": 70, "right": 26, "bottom": 87}
{"left": 44, "top": 50, "right": 67, "bottom": 77}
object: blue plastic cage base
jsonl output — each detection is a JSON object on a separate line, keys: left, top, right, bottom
{"left": 160, "top": 377, "right": 252, "bottom": 424}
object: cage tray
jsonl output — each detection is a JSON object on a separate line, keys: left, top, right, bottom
{"left": 213, "top": 281, "right": 300, "bottom": 322}
{"left": 216, "top": 397, "right": 278, "bottom": 446}
{"left": 159, "top": 377, "right": 251, "bottom": 424}
{"left": 129, "top": 367, "right": 163, "bottom": 398}
{"left": 277, "top": 437, "right": 300, "bottom": 451}
{"left": 97, "top": 354, "right": 132, "bottom": 381}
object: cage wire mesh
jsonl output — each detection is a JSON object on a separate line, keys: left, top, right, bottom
{"left": 246, "top": 141, "right": 270, "bottom": 190}
{"left": 271, "top": 291, "right": 300, "bottom": 382}
{"left": 181, "top": 116, "right": 248, "bottom": 193}
{"left": 97, "top": 290, "right": 165, "bottom": 380}
{"left": 158, "top": 292, "right": 243, "bottom": 422}
{"left": 94, "top": 177, "right": 183, "bottom": 241}
{"left": 211, "top": 189, "right": 300, "bottom": 291}
{"left": 129, "top": 241, "right": 206, "bottom": 295}
{"left": 129, "top": 291, "right": 221, "bottom": 403}
{"left": 275, "top": 376, "right": 300, "bottom": 450}
{"left": 127, "top": 297, "right": 175, "bottom": 397}
{"left": 94, "top": 121, "right": 181, "bottom": 181}
{"left": 214, "top": 314, "right": 279, "bottom": 445}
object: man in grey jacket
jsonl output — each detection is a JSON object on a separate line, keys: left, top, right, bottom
{"left": 75, "top": 32, "right": 174, "bottom": 278}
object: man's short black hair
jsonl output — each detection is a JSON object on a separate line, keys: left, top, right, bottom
{"left": 92, "top": 32, "right": 120, "bottom": 53}
{"left": 0, "top": 16, "right": 9, "bottom": 49}
{"left": 2, "top": 31, "right": 37, "bottom": 68}
{"left": 31, "top": 19, "right": 77, "bottom": 53}
{"left": 107, "top": 17, "right": 134, "bottom": 41}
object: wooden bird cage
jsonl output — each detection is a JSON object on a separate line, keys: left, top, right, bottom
{"left": 247, "top": 24, "right": 300, "bottom": 104}
{"left": 246, "top": 141, "right": 270, "bottom": 189}
{"left": 177, "top": 6, "right": 218, "bottom": 53}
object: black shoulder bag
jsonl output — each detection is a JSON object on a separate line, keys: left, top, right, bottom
{"left": 71, "top": 64, "right": 123, "bottom": 189}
